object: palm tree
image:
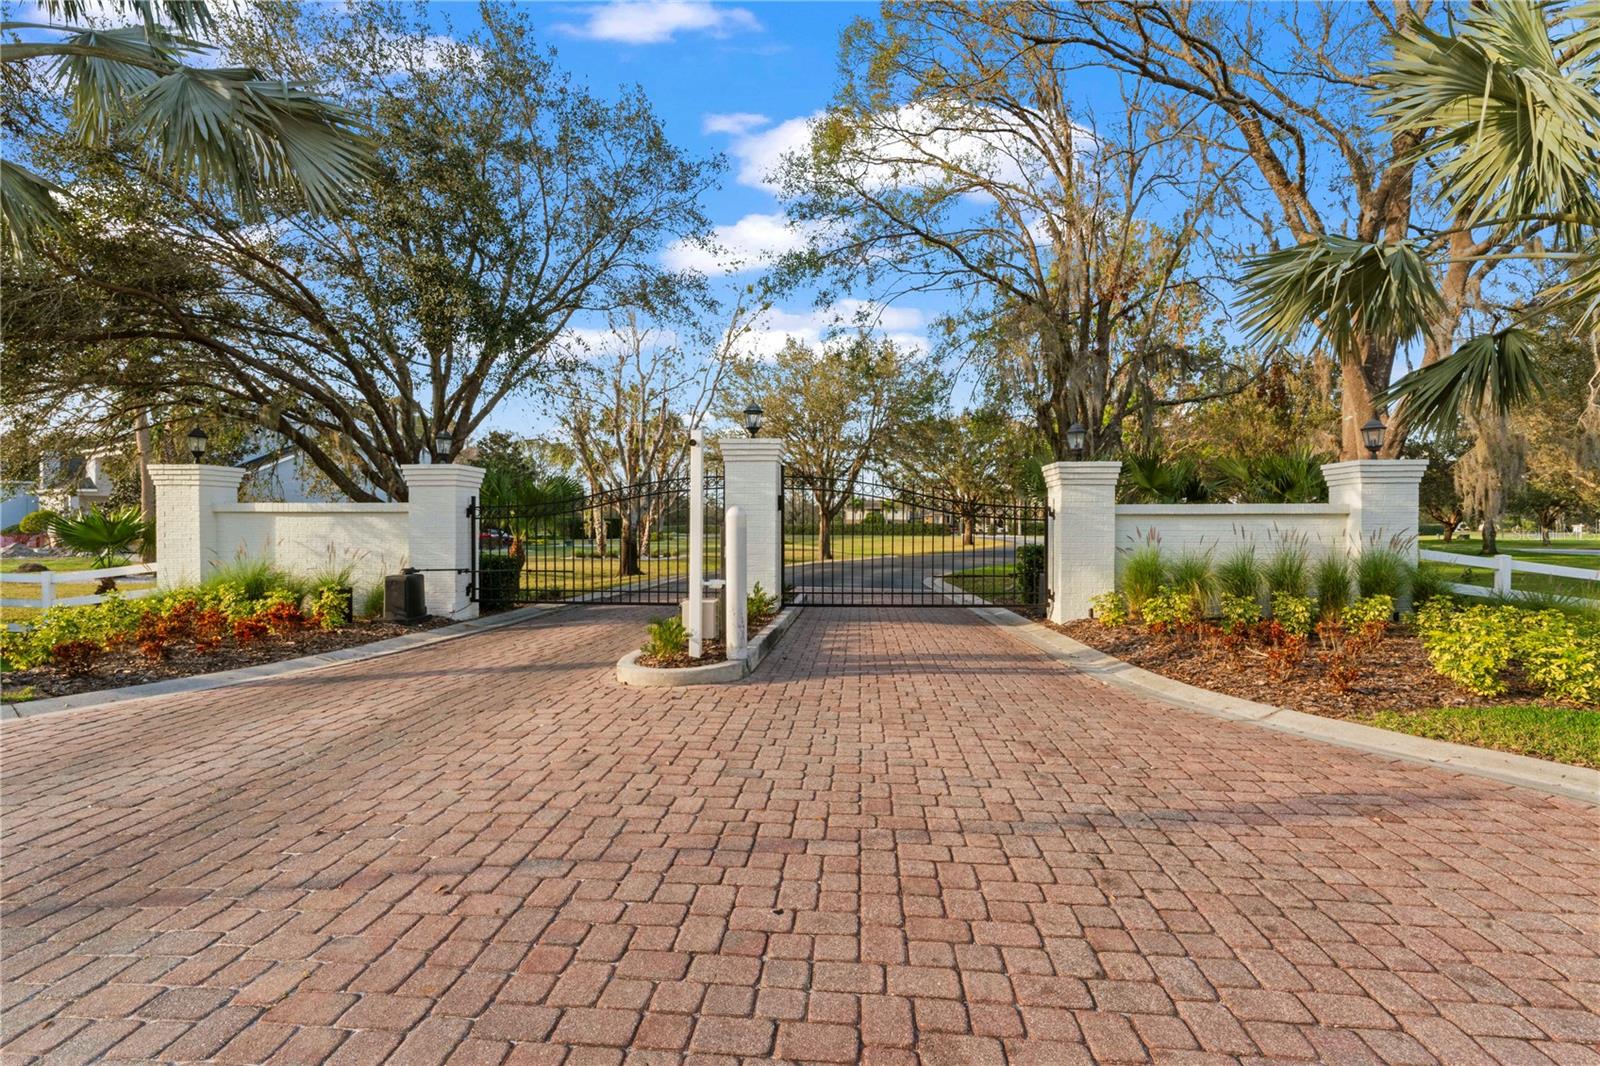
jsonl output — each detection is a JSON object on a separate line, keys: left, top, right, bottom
{"left": 46, "top": 506, "right": 154, "bottom": 587}
{"left": 2, "top": 0, "right": 372, "bottom": 258}
{"left": 1239, "top": 1, "right": 1599, "bottom": 437}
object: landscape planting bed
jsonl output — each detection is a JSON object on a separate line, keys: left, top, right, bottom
{"left": 2, "top": 617, "right": 450, "bottom": 702}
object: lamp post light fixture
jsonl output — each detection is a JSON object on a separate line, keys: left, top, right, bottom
{"left": 433, "top": 429, "right": 453, "bottom": 463}
{"left": 743, "top": 403, "right": 765, "bottom": 438}
{"left": 1065, "top": 422, "right": 1087, "bottom": 459}
{"left": 186, "top": 426, "right": 208, "bottom": 463}
{"left": 1360, "top": 416, "right": 1386, "bottom": 459}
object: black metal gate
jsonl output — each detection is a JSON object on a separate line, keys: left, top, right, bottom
{"left": 471, "top": 476, "right": 723, "bottom": 607}
{"left": 781, "top": 472, "right": 1049, "bottom": 610}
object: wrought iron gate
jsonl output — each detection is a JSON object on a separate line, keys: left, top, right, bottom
{"left": 781, "top": 472, "right": 1050, "bottom": 610}
{"left": 471, "top": 476, "right": 723, "bottom": 607}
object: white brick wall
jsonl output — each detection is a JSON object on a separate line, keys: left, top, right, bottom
{"left": 1115, "top": 505, "right": 1349, "bottom": 563}
{"left": 1324, "top": 460, "right": 1430, "bottom": 563}
{"left": 719, "top": 438, "right": 785, "bottom": 603}
{"left": 149, "top": 465, "right": 246, "bottom": 588}
{"left": 212, "top": 504, "right": 408, "bottom": 595}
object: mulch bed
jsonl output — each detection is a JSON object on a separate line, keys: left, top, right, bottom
{"left": 1051, "top": 619, "right": 1545, "bottom": 719}
{"left": 2, "top": 618, "right": 452, "bottom": 702}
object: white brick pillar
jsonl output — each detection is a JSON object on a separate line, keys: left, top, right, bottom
{"left": 401, "top": 462, "right": 486, "bottom": 619}
{"left": 1042, "top": 461, "right": 1121, "bottom": 623}
{"left": 718, "top": 437, "right": 784, "bottom": 604}
{"left": 148, "top": 464, "right": 245, "bottom": 588}
{"left": 1322, "top": 460, "right": 1429, "bottom": 562}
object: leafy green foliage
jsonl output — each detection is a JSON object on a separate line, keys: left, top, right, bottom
{"left": 747, "top": 582, "right": 778, "bottom": 626}
{"left": 1138, "top": 588, "right": 1196, "bottom": 631}
{"left": 1344, "top": 594, "right": 1396, "bottom": 631}
{"left": 1271, "top": 594, "right": 1315, "bottom": 638}
{"left": 1218, "top": 593, "right": 1261, "bottom": 633}
{"left": 17, "top": 510, "right": 56, "bottom": 535}
{"left": 643, "top": 615, "right": 689, "bottom": 660}
{"left": 1118, "top": 453, "right": 1213, "bottom": 503}
{"left": 203, "top": 557, "right": 302, "bottom": 602}
{"left": 45, "top": 505, "right": 152, "bottom": 566}
{"left": 1013, "top": 544, "right": 1046, "bottom": 605}
{"left": 1089, "top": 591, "right": 1129, "bottom": 626}
{"left": 1210, "top": 450, "right": 1329, "bottom": 503}
{"left": 360, "top": 583, "right": 385, "bottom": 620}
{"left": 476, "top": 554, "right": 523, "bottom": 614}
{"left": 1416, "top": 600, "right": 1600, "bottom": 704}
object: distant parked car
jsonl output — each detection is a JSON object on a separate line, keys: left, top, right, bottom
{"left": 479, "top": 527, "right": 512, "bottom": 549}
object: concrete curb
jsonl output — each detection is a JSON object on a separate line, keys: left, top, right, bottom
{"left": 1, "top": 603, "right": 572, "bottom": 722}
{"left": 616, "top": 606, "right": 801, "bottom": 687}
{"left": 949, "top": 589, "right": 1600, "bottom": 806}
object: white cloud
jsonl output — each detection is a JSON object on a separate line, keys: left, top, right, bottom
{"left": 701, "top": 111, "right": 770, "bottom": 137}
{"left": 662, "top": 212, "right": 813, "bottom": 275}
{"left": 555, "top": 1, "right": 761, "bottom": 45}
{"left": 733, "top": 302, "right": 930, "bottom": 361}
{"left": 719, "top": 113, "right": 818, "bottom": 191}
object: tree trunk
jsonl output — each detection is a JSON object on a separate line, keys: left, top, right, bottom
{"left": 1481, "top": 519, "right": 1498, "bottom": 556}
{"left": 818, "top": 507, "right": 834, "bottom": 562}
{"left": 1441, "top": 519, "right": 1458, "bottom": 542}
{"left": 134, "top": 409, "right": 156, "bottom": 562}
{"left": 961, "top": 513, "right": 975, "bottom": 546}
{"left": 618, "top": 514, "right": 642, "bottom": 577}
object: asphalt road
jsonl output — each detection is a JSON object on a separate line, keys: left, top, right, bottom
{"left": 785, "top": 540, "right": 1032, "bottom": 603}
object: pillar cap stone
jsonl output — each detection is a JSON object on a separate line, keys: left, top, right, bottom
{"left": 147, "top": 464, "right": 246, "bottom": 488}
{"left": 1041, "top": 460, "right": 1122, "bottom": 488}
{"left": 1321, "top": 459, "right": 1429, "bottom": 487}
{"left": 400, "top": 462, "right": 486, "bottom": 489}
{"left": 717, "top": 437, "right": 785, "bottom": 462}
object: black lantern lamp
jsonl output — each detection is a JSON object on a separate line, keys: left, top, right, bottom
{"left": 1360, "top": 416, "right": 1386, "bottom": 459}
{"left": 1066, "top": 422, "right": 1087, "bottom": 459}
{"left": 743, "top": 403, "right": 765, "bottom": 438}
{"left": 434, "top": 428, "right": 453, "bottom": 463}
{"left": 186, "top": 426, "right": 208, "bottom": 463}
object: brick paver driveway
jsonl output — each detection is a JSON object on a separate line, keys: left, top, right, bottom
{"left": 4, "top": 608, "right": 1598, "bottom": 1065}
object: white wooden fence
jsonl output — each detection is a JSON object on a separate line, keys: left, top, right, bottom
{"left": 1, "top": 563, "right": 161, "bottom": 632}
{"left": 1420, "top": 549, "right": 1599, "bottom": 602}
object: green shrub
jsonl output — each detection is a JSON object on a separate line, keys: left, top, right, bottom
{"left": 1344, "top": 594, "right": 1395, "bottom": 631}
{"left": 1140, "top": 588, "right": 1196, "bottom": 630}
{"left": 1408, "top": 563, "right": 1448, "bottom": 606}
{"left": 1271, "top": 593, "right": 1314, "bottom": 637}
{"left": 1218, "top": 592, "right": 1261, "bottom": 633}
{"left": 747, "top": 582, "right": 778, "bottom": 623}
{"left": 1313, "top": 554, "right": 1352, "bottom": 619}
{"left": 1166, "top": 551, "right": 1218, "bottom": 617}
{"left": 203, "top": 557, "right": 301, "bottom": 601}
{"left": 1120, "top": 543, "right": 1166, "bottom": 617}
{"left": 1216, "top": 547, "right": 1263, "bottom": 602}
{"left": 477, "top": 554, "right": 523, "bottom": 613}
{"left": 1089, "top": 590, "right": 1129, "bottom": 626}
{"left": 1355, "top": 545, "right": 1410, "bottom": 599}
{"left": 307, "top": 586, "right": 350, "bottom": 628}
{"left": 1264, "top": 542, "right": 1310, "bottom": 597}
{"left": 1014, "top": 543, "right": 1046, "bottom": 604}
{"left": 644, "top": 614, "right": 689, "bottom": 659}
{"left": 17, "top": 509, "right": 56, "bottom": 535}
{"left": 46, "top": 506, "right": 152, "bottom": 567}
{"left": 1416, "top": 600, "right": 1600, "bottom": 704}
{"left": 360, "top": 584, "right": 385, "bottom": 619}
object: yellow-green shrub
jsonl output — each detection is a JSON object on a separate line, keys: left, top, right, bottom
{"left": 1089, "top": 591, "right": 1129, "bottom": 626}
{"left": 1417, "top": 600, "right": 1600, "bottom": 704}
{"left": 1218, "top": 593, "right": 1260, "bottom": 633}
{"left": 1271, "top": 593, "right": 1314, "bottom": 637}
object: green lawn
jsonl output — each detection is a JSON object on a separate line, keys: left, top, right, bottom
{"left": 1421, "top": 534, "right": 1600, "bottom": 554}
{"left": 1358, "top": 705, "right": 1600, "bottom": 768}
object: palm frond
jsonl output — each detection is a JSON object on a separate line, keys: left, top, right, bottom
{"left": 1381, "top": 327, "right": 1546, "bottom": 436}
{"left": 0, "top": 161, "right": 65, "bottom": 259}
{"left": 34, "top": 0, "right": 215, "bottom": 36}
{"left": 1376, "top": 1, "right": 1600, "bottom": 240}
{"left": 1238, "top": 236, "right": 1444, "bottom": 359}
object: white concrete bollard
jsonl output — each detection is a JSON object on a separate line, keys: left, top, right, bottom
{"left": 687, "top": 427, "right": 705, "bottom": 659}
{"left": 725, "top": 506, "right": 748, "bottom": 660}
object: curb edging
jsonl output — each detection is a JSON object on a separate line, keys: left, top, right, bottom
{"left": 929, "top": 579, "right": 1600, "bottom": 805}
{"left": 1, "top": 603, "right": 572, "bottom": 722}
{"left": 616, "top": 606, "right": 801, "bottom": 687}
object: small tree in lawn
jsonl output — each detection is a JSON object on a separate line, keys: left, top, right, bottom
{"left": 732, "top": 335, "right": 942, "bottom": 560}
{"left": 889, "top": 410, "right": 1036, "bottom": 545}
{"left": 46, "top": 506, "right": 152, "bottom": 590}
{"left": 1412, "top": 441, "right": 1466, "bottom": 542}
{"left": 1510, "top": 476, "right": 1585, "bottom": 547}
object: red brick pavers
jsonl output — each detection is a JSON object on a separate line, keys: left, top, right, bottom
{"left": 3, "top": 606, "right": 1598, "bottom": 1065}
